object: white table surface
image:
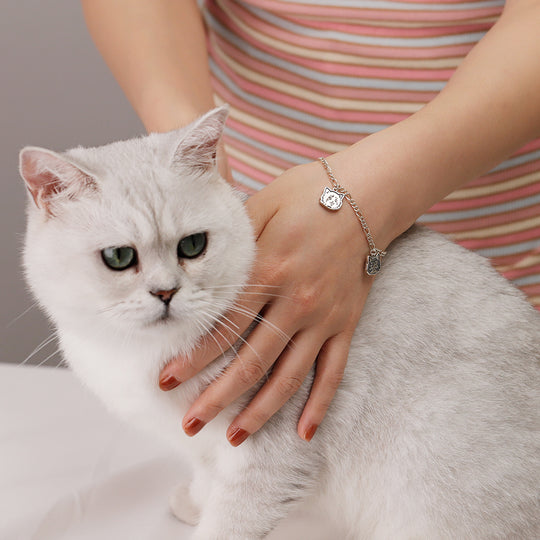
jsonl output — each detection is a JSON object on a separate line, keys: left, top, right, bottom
{"left": 0, "top": 364, "right": 335, "bottom": 540}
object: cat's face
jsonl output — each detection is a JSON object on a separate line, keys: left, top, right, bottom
{"left": 20, "top": 107, "right": 254, "bottom": 352}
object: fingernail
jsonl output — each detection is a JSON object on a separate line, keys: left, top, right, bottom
{"left": 227, "top": 427, "right": 250, "bottom": 447}
{"left": 184, "top": 417, "right": 205, "bottom": 437}
{"left": 303, "top": 424, "right": 318, "bottom": 442}
{"left": 159, "top": 374, "right": 181, "bottom": 391}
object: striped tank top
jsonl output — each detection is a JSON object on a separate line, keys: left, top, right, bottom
{"left": 201, "top": 0, "right": 540, "bottom": 310}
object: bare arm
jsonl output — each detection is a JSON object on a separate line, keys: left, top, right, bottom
{"left": 335, "top": 0, "right": 540, "bottom": 248}
{"left": 81, "top": 0, "right": 214, "bottom": 132}
{"left": 84, "top": 0, "right": 540, "bottom": 444}
{"left": 162, "top": 0, "right": 540, "bottom": 444}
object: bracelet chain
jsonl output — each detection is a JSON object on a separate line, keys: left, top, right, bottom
{"left": 318, "top": 156, "right": 386, "bottom": 275}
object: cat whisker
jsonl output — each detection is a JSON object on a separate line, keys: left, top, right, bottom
{"left": 201, "top": 306, "right": 262, "bottom": 361}
{"left": 205, "top": 284, "right": 281, "bottom": 290}
{"left": 194, "top": 317, "right": 230, "bottom": 362}
{"left": 20, "top": 332, "right": 58, "bottom": 367}
{"left": 194, "top": 308, "right": 247, "bottom": 363}
{"left": 35, "top": 348, "right": 61, "bottom": 368}
{"left": 207, "top": 285, "right": 292, "bottom": 301}
{"left": 6, "top": 302, "right": 37, "bottom": 329}
{"left": 227, "top": 305, "right": 292, "bottom": 346}
{"left": 54, "top": 356, "right": 67, "bottom": 369}
{"left": 195, "top": 296, "right": 292, "bottom": 348}
{"left": 97, "top": 300, "right": 136, "bottom": 316}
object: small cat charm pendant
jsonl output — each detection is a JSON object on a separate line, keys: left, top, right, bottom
{"left": 320, "top": 187, "right": 345, "bottom": 211}
{"left": 365, "top": 249, "right": 384, "bottom": 276}
{"left": 320, "top": 182, "right": 385, "bottom": 276}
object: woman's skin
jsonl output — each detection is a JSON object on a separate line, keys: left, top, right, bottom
{"left": 82, "top": 0, "right": 540, "bottom": 445}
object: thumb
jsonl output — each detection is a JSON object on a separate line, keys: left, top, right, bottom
{"left": 245, "top": 183, "right": 280, "bottom": 241}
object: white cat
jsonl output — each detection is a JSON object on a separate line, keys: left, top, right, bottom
{"left": 20, "top": 106, "right": 539, "bottom": 539}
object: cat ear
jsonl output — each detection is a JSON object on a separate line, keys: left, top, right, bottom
{"left": 19, "top": 147, "right": 97, "bottom": 215}
{"left": 172, "top": 105, "right": 229, "bottom": 173}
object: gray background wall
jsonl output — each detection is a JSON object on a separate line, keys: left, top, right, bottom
{"left": 1, "top": 1, "right": 144, "bottom": 365}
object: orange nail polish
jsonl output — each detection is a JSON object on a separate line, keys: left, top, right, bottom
{"left": 227, "top": 427, "right": 250, "bottom": 447}
{"left": 303, "top": 424, "right": 318, "bottom": 442}
{"left": 184, "top": 417, "right": 205, "bottom": 436}
{"left": 159, "top": 374, "right": 180, "bottom": 391}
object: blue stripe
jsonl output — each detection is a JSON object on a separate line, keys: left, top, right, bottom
{"left": 513, "top": 274, "right": 540, "bottom": 287}
{"left": 232, "top": 169, "right": 267, "bottom": 191}
{"left": 274, "top": 0, "right": 504, "bottom": 10}
{"left": 243, "top": 2, "right": 491, "bottom": 47}
{"left": 225, "top": 126, "right": 312, "bottom": 165}
{"left": 475, "top": 238, "right": 540, "bottom": 258}
{"left": 418, "top": 193, "right": 540, "bottom": 223}
{"left": 211, "top": 59, "right": 390, "bottom": 133}
{"left": 206, "top": 14, "right": 447, "bottom": 92}
{"left": 491, "top": 150, "right": 540, "bottom": 173}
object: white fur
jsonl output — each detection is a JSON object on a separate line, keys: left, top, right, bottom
{"left": 21, "top": 107, "right": 540, "bottom": 539}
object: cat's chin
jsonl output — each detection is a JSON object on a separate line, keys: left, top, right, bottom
{"left": 147, "top": 312, "right": 178, "bottom": 327}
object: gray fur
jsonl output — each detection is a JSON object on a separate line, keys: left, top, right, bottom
{"left": 20, "top": 107, "right": 540, "bottom": 539}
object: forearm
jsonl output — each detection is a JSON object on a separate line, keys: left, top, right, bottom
{"left": 81, "top": 0, "right": 214, "bottom": 132}
{"left": 332, "top": 0, "right": 540, "bottom": 248}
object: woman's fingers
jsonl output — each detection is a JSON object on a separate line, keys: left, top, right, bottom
{"left": 159, "top": 160, "right": 376, "bottom": 444}
{"left": 225, "top": 330, "right": 326, "bottom": 445}
{"left": 297, "top": 332, "right": 352, "bottom": 441}
{"left": 181, "top": 303, "right": 296, "bottom": 437}
{"left": 159, "top": 284, "right": 269, "bottom": 389}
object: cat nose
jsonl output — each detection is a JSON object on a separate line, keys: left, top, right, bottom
{"left": 150, "top": 288, "right": 179, "bottom": 305}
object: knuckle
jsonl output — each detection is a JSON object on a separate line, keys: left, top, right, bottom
{"left": 258, "top": 257, "right": 288, "bottom": 286}
{"left": 236, "top": 359, "right": 267, "bottom": 386}
{"left": 205, "top": 400, "right": 226, "bottom": 418}
{"left": 276, "top": 374, "right": 304, "bottom": 397}
{"left": 292, "top": 287, "right": 318, "bottom": 316}
{"left": 214, "top": 324, "right": 238, "bottom": 348}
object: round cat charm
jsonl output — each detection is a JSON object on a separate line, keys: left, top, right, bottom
{"left": 320, "top": 187, "right": 345, "bottom": 211}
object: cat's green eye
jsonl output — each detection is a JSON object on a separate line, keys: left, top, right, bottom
{"left": 177, "top": 232, "right": 207, "bottom": 259}
{"left": 101, "top": 246, "right": 137, "bottom": 270}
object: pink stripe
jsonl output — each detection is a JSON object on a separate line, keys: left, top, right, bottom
{"left": 226, "top": 134, "right": 294, "bottom": 170}
{"left": 459, "top": 227, "right": 540, "bottom": 250}
{"left": 503, "top": 263, "right": 540, "bottom": 281}
{"left": 431, "top": 182, "right": 540, "bottom": 212}
{"left": 215, "top": 52, "right": 409, "bottom": 123}
{"left": 467, "top": 159, "right": 540, "bottom": 188}
{"left": 226, "top": 1, "right": 481, "bottom": 56}
{"left": 213, "top": 77, "right": 366, "bottom": 147}
{"left": 266, "top": 50, "right": 457, "bottom": 81}
{"left": 428, "top": 203, "right": 540, "bottom": 234}
{"left": 227, "top": 117, "right": 321, "bottom": 158}
{"left": 213, "top": 36, "right": 438, "bottom": 103}
{"left": 520, "top": 283, "right": 540, "bottom": 296}
{"left": 228, "top": 155, "right": 274, "bottom": 185}
{"left": 243, "top": 0, "right": 499, "bottom": 6}
{"left": 488, "top": 252, "right": 532, "bottom": 267}
{"left": 209, "top": 2, "right": 479, "bottom": 59}
{"left": 509, "top": 138, "right": 540, "bottom": 156}
{"left": 241, "top": 1, "right": 502, "bottom": 22}
{"left": 294, "top": 17, "right": 493, "bottom": 38}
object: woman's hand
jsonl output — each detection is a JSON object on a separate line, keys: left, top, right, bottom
{"left": 159, "top": 158, "right": 378, "bottom": 445}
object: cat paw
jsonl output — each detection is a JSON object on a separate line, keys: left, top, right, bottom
{"left": 169, "top": 482, "right": 201, "bottom": 526}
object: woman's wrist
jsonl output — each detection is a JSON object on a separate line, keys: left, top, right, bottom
{"left": 325, "top": 118, "right": 428, "bottom": 252}
{"left": 325, "top": 101, "right": 483, "bottom": 250}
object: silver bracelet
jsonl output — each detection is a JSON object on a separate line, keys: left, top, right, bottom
{"left": 318, "top": 156, "right": 386, "bottom": 276}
